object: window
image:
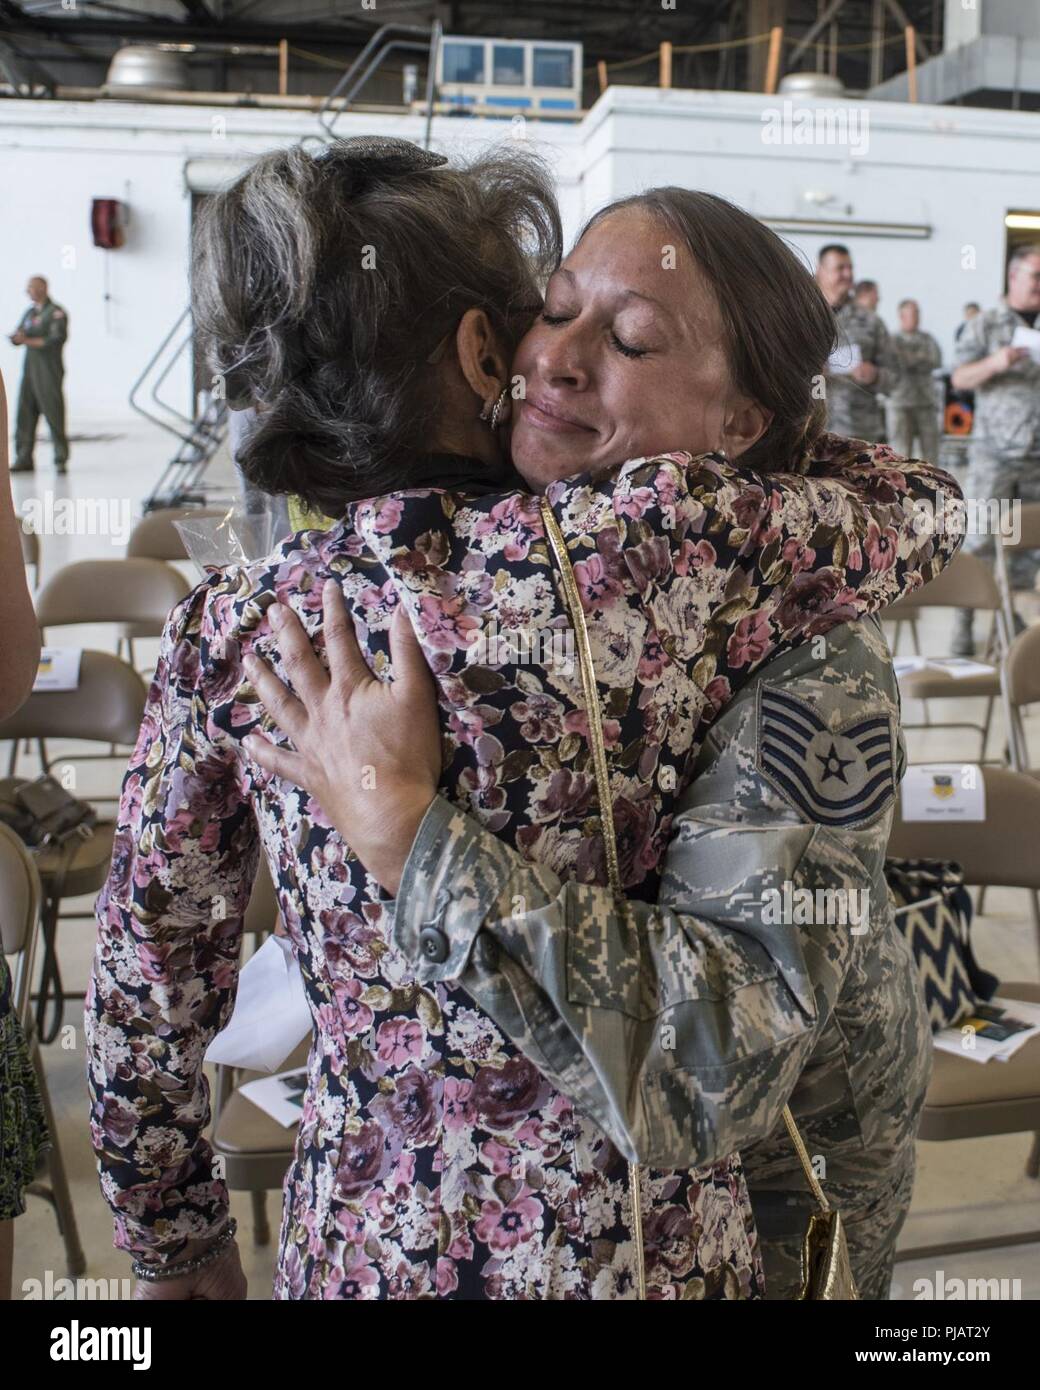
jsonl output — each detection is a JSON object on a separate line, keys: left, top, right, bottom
{"left": 442, "top": 41, "right": 485, "bottom": 84}
{"left": 492, "top": 44, "right": 525, "bottom": 86}
{"left": 532, "top": 47, "right": 573, "bottom": 89}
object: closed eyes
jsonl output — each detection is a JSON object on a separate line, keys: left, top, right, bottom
{"left": 539, "top": 312, "right": 648, "bottom": 359}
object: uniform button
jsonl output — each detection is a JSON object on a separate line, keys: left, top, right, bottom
{"left": 419, "top": 927, "right": 449, "bottom": 963}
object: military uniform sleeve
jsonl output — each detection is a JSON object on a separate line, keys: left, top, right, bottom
{"left": 85, "top": 577, "right": 259, "bottom": 1265}
{"left": 392, "top": 630, "right": 895, "bottom": 1170}
{"left": 46, "top": 306, "right": 67, "bottom": 347}
{"left": 953, "top": 310, "right": 988, "bottom": 368}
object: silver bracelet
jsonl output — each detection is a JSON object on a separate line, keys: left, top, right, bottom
{"left": 131, "top": 1218, "right": 238, "bottom": 1283}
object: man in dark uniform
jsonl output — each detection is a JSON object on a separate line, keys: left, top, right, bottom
{"left": 9, "top": 275, "right": 69, "bottom": 474}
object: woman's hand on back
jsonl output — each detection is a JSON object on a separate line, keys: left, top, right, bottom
{"left": 243, "top": 580, "right": 441, "bottom": 898}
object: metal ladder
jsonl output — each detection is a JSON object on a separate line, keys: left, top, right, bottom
{"left": 130, "top": 305, "right": 230, "bottom": 513}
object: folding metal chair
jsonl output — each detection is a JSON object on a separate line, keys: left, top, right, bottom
{"left": 888, "top": 766, "right": 1040, "bottom": 1262}
{"left": 884, "top": 552, "right": 1009, "bottom": 761}
{"left": 0, "top": 821, "right": 85, "bottom": 1276}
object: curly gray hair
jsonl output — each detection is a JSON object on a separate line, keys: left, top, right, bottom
{"left": 192, "top": 137, "right": 562, "bottom": 512}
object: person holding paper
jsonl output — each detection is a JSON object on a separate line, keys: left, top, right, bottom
{"left": 886, "top": 299, "right": 942, "bottom": 465}
{"left": 816, "top": 248, "right": 895, "bottom": 443}
{"left": 950, "top": 245, "right": 1040, "bottom": 655}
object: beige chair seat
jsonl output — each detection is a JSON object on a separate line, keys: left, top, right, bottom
{"left": 35, "top": 822, "right": 116, "bottom": 899}
{"left": 898, "top": 668, "right": 1000, "bottom": 701}
{"left": 920, "top": 985, "right": 1040, "bottom": 1145}
{"left": 212, "top": 1039, "right": 311, "bottom": 1158}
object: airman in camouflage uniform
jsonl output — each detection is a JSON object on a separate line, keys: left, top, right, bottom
{"left": 826, "top": 296, "right": 896, "bottom": 443}
{"left": 886, "top": 300, "right": 942, "bottom": 464}
{"left": 393, "top": 615, "right": 931, "bottom": 1301}
{"left": 951, "top": 250, "right": 1040, "bottom": 652}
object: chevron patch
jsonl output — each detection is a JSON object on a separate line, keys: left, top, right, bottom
{"left": 757, "top": 685, "right": 897, "bottom": 828}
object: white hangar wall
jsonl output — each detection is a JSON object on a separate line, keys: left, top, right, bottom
{"left": 2, "top": 85, "right": 1038, "bottom": 423}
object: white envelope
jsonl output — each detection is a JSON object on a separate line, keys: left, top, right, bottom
{"left": 205, "top": 933, "right": 312, "bottom": 1073}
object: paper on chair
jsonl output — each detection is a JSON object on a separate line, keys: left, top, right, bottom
{"left": 33, "top": 647, "right": 82, "bottom": 692}
{"left": 900, "top": 763, "right": 986, "bottom": 821}
{"left": 893, "top": 656, "right": 996, "bottom": 680}
{"left": 205, "top": 933, "right": 312, "bottom": 1073}
{"left": 238, "top": 1069, "right": 310, "bottom": 1127}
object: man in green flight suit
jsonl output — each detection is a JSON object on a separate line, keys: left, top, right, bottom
{"left": 9, "top": 275, "right": 69, "bottom": 475}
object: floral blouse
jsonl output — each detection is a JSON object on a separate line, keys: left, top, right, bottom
{"left": 86, "top": 435, "right": 961, "bottom": 1300}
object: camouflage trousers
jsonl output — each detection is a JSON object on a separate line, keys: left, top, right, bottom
{"left": 744, "top": 1153, "right": 916, "bottom": 1301}
{"left": 825, "top": 396, "right": 887, "bottom": 446}
{"left": 886, "top": 403, "right": 941, "bottom": 469}
{"left": 961, "top": 452, "right": 1040, "bottom": 590}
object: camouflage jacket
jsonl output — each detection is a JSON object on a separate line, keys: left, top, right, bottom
{"left": 953, "top": 303, "right": 1040, "bottom": 460}
{"left": 392, "top": 616, "right": 932, "bottom": 1179}
{"left": 826, "top": 302, "right": 895, "bottom": 437}
{"left": 887, "top": 330, "right": 943, "bottom": 409}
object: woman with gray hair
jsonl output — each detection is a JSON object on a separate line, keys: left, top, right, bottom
{"left": 86, "top": 137, "right": 959, "bottom": 1300}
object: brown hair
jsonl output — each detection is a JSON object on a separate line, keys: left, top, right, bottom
{"left": 583, "top": 189, "right": 838, "bottom": 472}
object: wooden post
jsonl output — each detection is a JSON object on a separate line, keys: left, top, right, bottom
{"left": 905, "top": 25, "right": 917, "bottom": 102}
{"left": 278, "top": 38, "right": 288, "bottom": 96}
{"left": 660, "top": 41, "right": 672, "bottom": 90}
{"left": 597, "top": 59, "right": 608, "bottom": 95}
{"left": 764, "top": 26, "right": 783, "bottom": 94}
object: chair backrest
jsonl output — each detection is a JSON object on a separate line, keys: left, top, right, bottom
{"left": 35, "top": 557, "right": 190, "bottom": 629}
{"left": 127, "top": 507, "right": 228, "bottom": 561}
{"left": 888, "top": 766, "right": 1040, "bottom": 890}
{"left": 885, "top": 551, "right": 1001, "bottom": 617}
{"left": 1005, "top": 622, "right": 1040, "bottom": 710}
{"left": 1002, "top": 500, "right": 1040, "bottom": 553}
{"left": 0, "top": 650, "right": 147, "bottom": 745}
{"left": 0, "top": 820, "right": 41, "bottom": 958}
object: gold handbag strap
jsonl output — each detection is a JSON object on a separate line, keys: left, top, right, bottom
{"left": 539, "top": 497, "right": 646, "bottom": 1299}
{"left": 781, "top": 1106, "right": 830, "bottom": 1212}
{"left": 539, "top": 495, "right": 829, "bottom": 1227}
{"left": 539, "top": 498, "right": 624, "bottom": 906}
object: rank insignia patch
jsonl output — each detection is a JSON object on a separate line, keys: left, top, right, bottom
{"left": 757, "top": 685, "right": 897, "bottom": 828}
